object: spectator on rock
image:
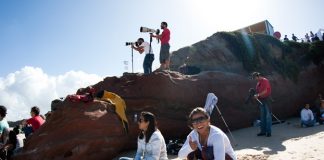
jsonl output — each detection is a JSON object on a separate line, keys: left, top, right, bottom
{"left": 310, "top": 31, "right": 315, "bottom": 41}
{"left": 292, "top": 34, "right": 299, "bottom": 42}
{"left": 22, "top": 106, "right": 45, "bottom": 137}
{"left": 283, "top": 35, "right": 289, "bottom": 41}
{"left": 305, "top": 33, "right": 310, "bottom": 42}
{"left": 178, "top": 107, "right": 236, "bottom": 160}
{"left": 313, "top": 34, "right": 320, "bottom": 42}
{"left": 300, "top": 104, "right": 315, "bottom": 127}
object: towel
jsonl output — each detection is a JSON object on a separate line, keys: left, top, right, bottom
{"left": 204, "top": 93, "right": 218, "bottom": 116}
{"left": 97, "top": 90, "right": 129, "bottom": 133}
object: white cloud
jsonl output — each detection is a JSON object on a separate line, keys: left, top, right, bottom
{"left": 0, "top": 66, "right": 102, "bottom": 121}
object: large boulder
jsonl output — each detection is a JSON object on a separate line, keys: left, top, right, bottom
{"left": 14, "top": 67, "right": 324, "bottom": 160}
{"left": 13, "top": 32, "right": 324, "bottom": 159}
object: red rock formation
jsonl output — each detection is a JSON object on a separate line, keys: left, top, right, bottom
{"left": 14, "top": 67, "right": 324, "bottom": 160}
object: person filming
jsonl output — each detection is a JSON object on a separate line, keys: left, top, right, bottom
{"left": 151, "top": 22, "right": 170, "bottom": 70}
{"left": 252, "top": 72, "right": 272, "bottom": 137}
{"left": 131, "top": 38, "right": 154, "bottom": 74}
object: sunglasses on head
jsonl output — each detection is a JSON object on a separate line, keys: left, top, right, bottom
{"left": 191, "top": 116, "right": 208, "bottom": 125}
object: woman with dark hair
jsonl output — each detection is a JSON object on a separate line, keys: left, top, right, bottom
{"left": 178, "top": 107, "right": 236, "bottom": 160}
{"left": 134, "top": 111, "right": 168, "bottom": 160}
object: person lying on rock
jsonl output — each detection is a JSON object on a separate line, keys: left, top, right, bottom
{"left": 178, "top": 107, "right": 237, "bottom": 160}
{"left": 21, "top": 106, "right": 45, "bottom": 137}
{"left": 119, "top": 111, "right": 168, "bottom": 160}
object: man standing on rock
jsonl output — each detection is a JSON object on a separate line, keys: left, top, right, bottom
{"left": 151, "top": 21, "right": 171, "bottom": 70}
{"left": 252, "top": 72, "right": 272, "bottom": 137}
{"left": 131, "top": 38, "right": 154, "bottom": 74}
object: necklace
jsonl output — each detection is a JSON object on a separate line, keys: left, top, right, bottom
{"left": 199, "top": 126, "right": 210, "bottom": 147}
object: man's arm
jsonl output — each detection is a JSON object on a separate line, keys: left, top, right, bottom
{"left": 151, "top": 34, "right": 162, "bottom": 39}
{"left": 131, "top": 45, "right": 144, "bottom": 54}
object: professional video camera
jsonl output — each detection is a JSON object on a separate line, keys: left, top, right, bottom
{"left": 125, "top": 42, "right": 139, "bottom": 46}
{"left": 245, "top": 88, "right": 256, "bottom": 104}
{"left": 140, "top": 27, "right": 160, "bottom": 35}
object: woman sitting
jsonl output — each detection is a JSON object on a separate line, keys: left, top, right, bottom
{"left": 178, "top": 107, "right": 237, "bottom": 160}
{"left": 120, "top": 111, "right": 168, "bottom": 160}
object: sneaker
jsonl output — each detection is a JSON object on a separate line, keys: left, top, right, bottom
{"left": 257, "top": 133, "right": 266, "bottom": 136}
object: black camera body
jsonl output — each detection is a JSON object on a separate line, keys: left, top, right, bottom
{"left": 245, "top": 88, "right": 256, "bottom": 104}
{"left": 125, "top": 42, "right": 139, "bottom": 46}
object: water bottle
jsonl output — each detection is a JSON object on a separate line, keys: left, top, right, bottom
{"left": 134, "top": 113, "right": 138, "bottom": 123}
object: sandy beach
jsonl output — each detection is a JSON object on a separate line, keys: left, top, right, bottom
{"left": 114, "top": 117, "right": 324, "bottom": 160}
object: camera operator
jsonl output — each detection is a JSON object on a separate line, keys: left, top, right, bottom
{"left": 252, "top": 72, "right": 272, "bottom": 137}
{"left": 131, "top": 38, "right": 154, "bottom": 74}
{"left": 151, "top": 22, "right": 171, "bottom": 70}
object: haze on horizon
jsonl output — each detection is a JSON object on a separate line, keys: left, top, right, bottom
{"left": 0, "top": 0, "right": 323, "bottom": 121}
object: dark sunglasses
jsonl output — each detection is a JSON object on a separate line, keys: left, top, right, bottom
{"left": 191, "top": 116, "right": 208, "bottom": 125}
{"left": 138, "top": 118, "right": 145, "bottom": 123}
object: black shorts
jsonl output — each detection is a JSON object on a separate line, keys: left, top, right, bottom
{"left": 160, "top": 44, "right": 170, "bottom": 63}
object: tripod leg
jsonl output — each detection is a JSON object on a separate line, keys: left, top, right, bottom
{"left": 272, "top": 114, "right": 281, "bottom": 123}
{"left": 216, "top": 107, "right": 238, "bottom": 146}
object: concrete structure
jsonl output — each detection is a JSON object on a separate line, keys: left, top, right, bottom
{"left": 235, "top": 20, "right": 274, "bottom": 36}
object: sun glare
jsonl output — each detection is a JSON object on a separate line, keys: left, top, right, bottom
{"left": 187, "top": 0, "right": 263, "bottom": 31}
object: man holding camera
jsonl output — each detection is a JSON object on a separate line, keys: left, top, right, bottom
{"left": 151, "top": 22, "right": 171, "bottom": 70}
{"left": 252, "top": 72, "right": 272, "bottom": 137}
{"left": 131, "top": 38, "right": 154, "bottom": 74}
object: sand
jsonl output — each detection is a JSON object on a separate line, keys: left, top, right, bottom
{"left": 114, "top": 118, "right": 324, "bottom": 160}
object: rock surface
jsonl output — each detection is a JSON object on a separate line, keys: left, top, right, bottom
{"left": 13, "top": 32, "right": 324, "bottom": 159}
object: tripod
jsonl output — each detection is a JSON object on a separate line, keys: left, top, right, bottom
{"left": 130, "top": 47, "right": 134, "bottom": 73}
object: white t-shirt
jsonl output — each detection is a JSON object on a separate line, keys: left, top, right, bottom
{"left": 139, "top": 41, "right": 153, "bottom": 54}
{"left": 178, "top": 125, "right": 237, "bottom": 160}
{"left": 300, "top": 108, "right": 314, "bottom": 121}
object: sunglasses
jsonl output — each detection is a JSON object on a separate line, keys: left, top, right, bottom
{"left": 191, "top": 116, "right": 208, "bottom": 125}
{"left": 138, "top": 118, "right": 145, "bottom": 123}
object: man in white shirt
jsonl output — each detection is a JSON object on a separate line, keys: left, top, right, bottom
{"left": 300, "top": 104, "right": 315, "bottom": 127}
{"left": 132, "top": 38, "right": 154, "bottom": 74}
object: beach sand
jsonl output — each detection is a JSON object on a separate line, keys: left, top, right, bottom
{"left": 114, "top": 118, "right": 324, "bottom": 160}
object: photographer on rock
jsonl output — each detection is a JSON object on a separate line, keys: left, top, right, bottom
{"left": 252, "top": 72, "right": 272, "bottom": 137}
{"left": 151, "top": 22, "right": 171, "bottom": 70}
{"left": 131, "top": 38, "right": 154, "bottom": 74}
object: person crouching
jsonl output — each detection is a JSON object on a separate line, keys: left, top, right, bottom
{"left": 178, "top": 107, "right": 236, "bottom": 160}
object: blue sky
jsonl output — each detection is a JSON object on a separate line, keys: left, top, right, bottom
{"left": 0, "top": 0, "right": 323, "bottom": 120}
{"left": 1, "top": 0, "right": 323, "bottom": 77}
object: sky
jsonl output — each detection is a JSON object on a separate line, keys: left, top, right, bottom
{"left": 0, "top": 0, "right": 323, "bottom": 121}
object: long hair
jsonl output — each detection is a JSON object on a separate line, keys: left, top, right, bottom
{"left": 138, "top": 111, "right": 157, "bottom": 143}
